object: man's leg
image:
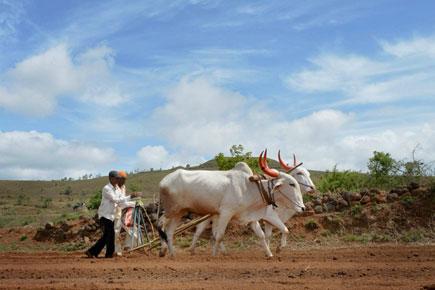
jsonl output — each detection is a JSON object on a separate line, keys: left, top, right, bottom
{"left": 87, "top": 218, "right": 108, "bottom": 257}
{"left": 104, "top": 218, "right": 115, "bottom": 258}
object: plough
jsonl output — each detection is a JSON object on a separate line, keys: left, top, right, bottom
{"left": 127, "top": 211, "right": 211, "bottom": 253}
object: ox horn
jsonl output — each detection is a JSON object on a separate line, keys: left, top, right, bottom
{"left": 259, "top": 149, "right": 279, "bottom": 178}
{"left": 278, "top": 150, "right": 294, "bottom": 171}
{"left": 293, "top": 153, "right": 297, "bottom": 166}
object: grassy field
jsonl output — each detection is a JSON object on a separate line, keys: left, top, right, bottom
{"left": 0, "top": 158, "right": 326, "bottom": 229}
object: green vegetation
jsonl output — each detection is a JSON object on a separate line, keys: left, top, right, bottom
{"left": 400, "top": 194, "right": 416, "bottom": 208}
{"left": 304, "top": 219, "right": 319, "bottom": 231}
{"left": 317, "top": 166, "right": 367, "bottom": 192}
{"left": 350, "top": 204, "right": 363, "bottom": 217}
{"left": 87, "top": 190, "right": 101, "bottom": 210}
{"left": 215, "top": 144, "right": 260, "bottom": 172}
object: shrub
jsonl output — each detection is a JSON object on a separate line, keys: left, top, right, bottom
{"left": 351, "top": 204, "right": 363, "bottom": 217}
{"left": 40, "top": 197, "right": 52, "bottom": 208}
{"left": 304, "top": 219, "right": 319, "bottom": 231}
{"left": 20, "top": 235, "right": 27, "bottom": 241}
{"left": 400, "top": 194, "right": 415, "bottom": 208}
{"left": 317, "top": 166, "right": 367, "bottom": 192}
{"left": 215, "top": 145, "right": 259, "bottom": 172}
{"left": 87, "top": 190, "right": 102, "bottom": 209}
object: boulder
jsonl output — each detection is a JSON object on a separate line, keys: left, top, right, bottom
{"left": 411, "top": 187, "right": 427, "bottom": 196}
{"left": 323, "top": 202, "right": 336, "bottom": 212}
{"left": 45, "top": 222, "right": 54, "bottom": 230}
{"left": 314, "top": 205, "right": 323, "bottom": 214}
{"left": 375, "top": 191, "right": 387, "bottom": 203}
{"left": 312, "top": 197, "right": 322, "bottom": 206}
{"left": 360, "top": 195, "right": 371, "bottom": 204}
{"left": 390, "top": 187, "right": 409, "bottom": 196}
{"left": 407, "top": 182, "right": 419, "bottom": 191}
{"left": 387, "top": 192, "right": 399, "bottom": 202}
{"left": 336, "top": 198, "right": 349, "bottom": 211}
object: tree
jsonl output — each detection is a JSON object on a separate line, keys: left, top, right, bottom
{"left": 368, "top": 151, "right": 396, "bottom": 178}
{"left": 215, "top": 145, "right": 259, "bottom": 172}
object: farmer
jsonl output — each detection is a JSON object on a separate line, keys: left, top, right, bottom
{"left": 86, "top": 170, "right": 132, "bottom": 258}
{"left": 114, "top": 170, "right": 135, "bottom": 256}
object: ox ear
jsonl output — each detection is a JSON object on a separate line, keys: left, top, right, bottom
{"left": 249, "top": 175, "right": 261, "bottom": 182}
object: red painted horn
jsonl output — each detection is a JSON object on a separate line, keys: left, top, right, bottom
{"left": 259, "top": 149, "right": 279, "bottom": 178}
{"left": 278, "top": 150, "right": 294, "bottom": 171}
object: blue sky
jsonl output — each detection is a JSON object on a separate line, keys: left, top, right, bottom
{"left": 1, "top": 0, "right": 435, "bottom": 180}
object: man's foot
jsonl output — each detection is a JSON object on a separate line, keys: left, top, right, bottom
{"left": 85, "top": 250, "right": 96, "bottom": 258}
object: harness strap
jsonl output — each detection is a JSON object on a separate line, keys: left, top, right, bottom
{"left": 252, "top": 174, "right": 278, "bottom": 208}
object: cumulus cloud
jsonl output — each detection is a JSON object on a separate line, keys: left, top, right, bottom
{"left": 0, "top": 43, "right": 127, "bottom": 116}
{"left": 286, "top": 34, "right": 435, "bottom": 104}
{"left": 145, "top": 76, "right": 435, "bottom": 172}
{"left": 0, "top": 130, "right": 116, "bottom": 179}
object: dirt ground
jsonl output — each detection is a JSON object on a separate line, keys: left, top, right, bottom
{"left": 0, "top": 244, "right": 434, "bottom": 290}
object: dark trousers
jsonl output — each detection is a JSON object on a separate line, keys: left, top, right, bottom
{"left": 88, "top": 217, "right": 115, "bottom": 258}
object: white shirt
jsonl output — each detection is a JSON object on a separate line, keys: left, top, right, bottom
{"left": 98, "top": 183, "right": 132, "bottom": 221}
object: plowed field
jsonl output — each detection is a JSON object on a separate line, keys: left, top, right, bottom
{"left": 0, "top": 244, "right": 434, "bottom": 289}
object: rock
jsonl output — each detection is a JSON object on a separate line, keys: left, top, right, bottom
{"left": 387, "top": 192, "right": 399, "bottom": 201}
{"left": 407, "top": 182, "right": 419, "bottom": 191}
{"left": 322, "top": 195, "right": 329, "bottom": 204}
{"left": 84, "top": 236, "right": 90, "bottom": 244}
{"left": 304, "top": 202, "right": 313, "bottom": 211}
{"left": 351, "top": 192, "right": 362, "bottom": 201}
{"left": 312, "top": 198, "right": 322, "bottom": 206}
{"left": 314, "top": 205, "right": 323, "bottom": 214}
{"left": 53, "top": 229, "right": 67, "bottom": 243}
{"left": 411, "top": 187, "right": 427, "bottom": 196}
{"left": 323, "top": 202, "right": 336, "bottom": 212}
{"left": 336, "top": 198, "right": 349, "bottom": 211}
{"left": 59, "top": 222, "right": 70, "bottom": 232}
{"left": 390, "top": 187, "right": 409, "bottom": 196}
{"left": 45, "top": 222, "right": 54, "bottom": 230}
{"left": 360, "top": 195, "right": 371, "bottom": 204}
{"left": 34, "top": 229, "right": 50, "bottom": 241}
{"left": 341, "top": 192, "right": 353, "bottom": 203}
{"left": 375, "top": 191, "right": 387, "bottom": 203}
{"left": 370, "top": 188, "right": 381, "bottom": 195}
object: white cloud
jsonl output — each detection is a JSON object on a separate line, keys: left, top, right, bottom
{"left": 0, "top": 130, "right": 116, "bottom": 180}
{"left": 286, "top": 34, "right": 435, "bottom": 104}
{"left": 0, "top": 43, "right": 127, "bottom": 116}
{"left": 146, "top": 76, "right": 435, "bottom": 172}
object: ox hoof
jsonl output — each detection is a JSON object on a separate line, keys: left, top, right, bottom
{"left": 159, "top": 247, "right": 167, "bottom": 257}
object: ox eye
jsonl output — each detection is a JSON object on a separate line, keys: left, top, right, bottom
{"left": 289, "top": 183, "right": 296, "bottom": 187}
{"left": 297, "top": 173, "right": 303, "bottom": 175}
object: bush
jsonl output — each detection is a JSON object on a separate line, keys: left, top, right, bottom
{"left": 215, "top": 145, "right": 260, "bottom": 172}
{"left": 351, "top": 204, "right": 363, "bottom": 217}
{"left": 317, "top": 166, "right": 368, "bottom": 192}
{"left": 40, "top": 197, "right": 52, "bottom": 208}
{"left": 87, "top": 190, "right": 102, "bottom": 209}
{"left": 304, "top": 219, "right": 319, "bottom": 231}
{"left": 400, "top": 194, "right": 415, "bottom": 208}
{"left": 20, "top": 235, "right": 27, "bottom": 241}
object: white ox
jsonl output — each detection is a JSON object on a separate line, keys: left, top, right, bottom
{"left": 189, "top": 151, "right": 316, "bottom": 254}
{"left": 158, "top": 154, "right": 305, "bottom": 257}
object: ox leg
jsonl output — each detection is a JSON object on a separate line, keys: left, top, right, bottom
{"left": 264, "top": 223, "right": 273, "bottom": 248}
{"left": 250, "top": 221, "right": 273, "bottom": 258}
{"left": 262, "top": 214, "right": 288, "bottom": 254}
{"left": 190, "top": 218, "right": 210, "bottom": 255}
{"left": 166, "top": 216, "right": 181, "bottom": 257}
{"left": 211, "top": 213, "right": 232, "bottom": 256}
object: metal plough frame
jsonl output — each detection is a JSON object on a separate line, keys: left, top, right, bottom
{"left": 127, "top": 213, "right": 212, "bottom": 253}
